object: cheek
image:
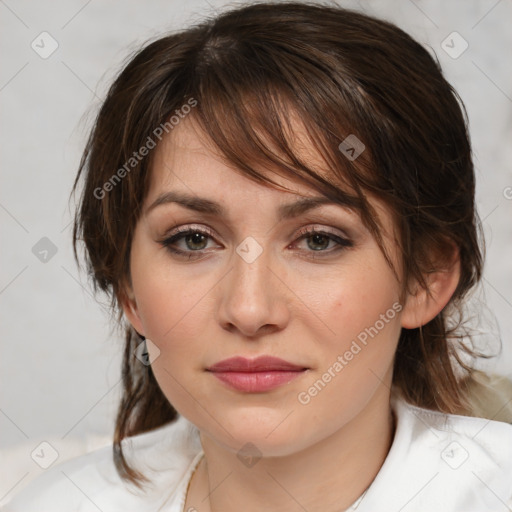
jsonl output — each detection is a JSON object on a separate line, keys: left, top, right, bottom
{"left": 130, "top": 239, "right": 211, "bottom": 341}
{"left": 295, "top": 277, "right": 401, "bottom": 428}
{"left": 131, "top": 265, "right": 213, "bottom": 415}
{"left": 135, "top": 287, "right": 214, "bottom": 381}
{"left": 307, "top": 257, "right": 401, "bottom": 344}
{"left": 303, "top": 256, "right": 403, "bottom": 392}
{"left": 129, "top": 253, "right": 225, "bottom": 411}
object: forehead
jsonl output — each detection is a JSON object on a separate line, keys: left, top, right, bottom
{"left": 148, "top": 112, "right": 335, "bottom": 198}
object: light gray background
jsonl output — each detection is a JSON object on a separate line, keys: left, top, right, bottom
{"left": 1, "top": 0, "right": 511, "bottom": 502}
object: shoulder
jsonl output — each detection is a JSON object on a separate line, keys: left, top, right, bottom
{"left": 361, "top": 393, "right": 512, "bottom": 511}
{"left": 2, "top": 415, "right": 202, "bottom": 512}
{"left": 401, "top": 396, "right": 512, "bottom": 471}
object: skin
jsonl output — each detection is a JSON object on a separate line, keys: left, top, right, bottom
{"left": 122, "top": 116, "right": 460, "bottom": 512}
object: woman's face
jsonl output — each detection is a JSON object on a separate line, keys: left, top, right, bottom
{"left": 124, "top": 117, "right": 406, "bottom": 457}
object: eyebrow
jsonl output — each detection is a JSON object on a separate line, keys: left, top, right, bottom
{"left": 145, "top": 191, "right": 354, "bottom": 220}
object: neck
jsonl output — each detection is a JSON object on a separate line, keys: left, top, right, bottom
{"left": 187, "top": 385, "right": 395, "bottom": 512}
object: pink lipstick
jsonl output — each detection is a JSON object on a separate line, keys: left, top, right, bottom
{"left": 207, "top": 356, "right": 307, "bottom": 392}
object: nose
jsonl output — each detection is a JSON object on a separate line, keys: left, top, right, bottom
{"left": 216, "top": 242, "right": 290, "bottom": 339}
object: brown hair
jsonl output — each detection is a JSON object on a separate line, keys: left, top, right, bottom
{"left": 72, "top": 1, "right": 487, "bottom": 487}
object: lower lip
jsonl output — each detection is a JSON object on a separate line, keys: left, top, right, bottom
{"left": 209, "top": 370, "right": 305, "bottom": 392}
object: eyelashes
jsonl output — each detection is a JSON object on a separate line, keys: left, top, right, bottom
{"left": 161, "top": 226, "right": 217, "bottom": 259}
{"left": 159, "top": 224, "right": 354, "bottom": 261}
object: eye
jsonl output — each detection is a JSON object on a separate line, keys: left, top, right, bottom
{"left": 160, "top": 225, "right": 220, "bottom": 260}
{"left": 159, "top": 224, "right": 353, "bottom": 261}
{"left": 292, "top": 226, "right": 353, "bottom": 257}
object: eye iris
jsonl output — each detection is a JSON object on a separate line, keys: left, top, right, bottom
{"left": 186, "top": 232, "right": 207, "bottom": 250}
{"left": 307, "top": 234, "right": 330, "bottom": 251}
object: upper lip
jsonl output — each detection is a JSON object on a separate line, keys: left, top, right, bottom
{"left": 207, "top": 356, "right": 307, "bottom": 372}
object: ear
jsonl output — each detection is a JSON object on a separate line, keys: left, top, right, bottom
{"left": 401, "top": 244, "right": 461, "bottom": 329}
{"left": 119, "top": 282, "right": 146, "bottom": 337}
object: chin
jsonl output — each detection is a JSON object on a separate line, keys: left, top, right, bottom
{"left": 203, "top": 407, "right": 317, "bottom": 457}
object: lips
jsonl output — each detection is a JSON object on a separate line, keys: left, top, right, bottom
{"left": 208, "top": 356, "right": 306, "bottom": 372}
{"left": 207, "top": 356, "right": 308, "bottom": 392}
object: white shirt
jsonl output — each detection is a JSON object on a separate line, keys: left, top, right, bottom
{"left": 3, "top": 393, "right": 512, "bottom": 512}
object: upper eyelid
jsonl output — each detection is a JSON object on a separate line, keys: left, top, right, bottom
{"left": 163, "top": 224, "right": 216, "bottom": 239}
{"left": 296, "top": 225, "right": 350, "bottom": 237}
{"left": 153, "top": 204, "right": 359, "bottom": 228}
